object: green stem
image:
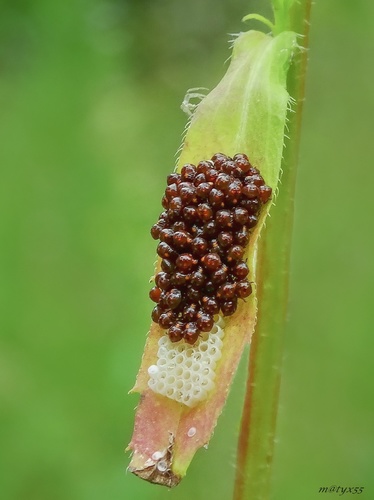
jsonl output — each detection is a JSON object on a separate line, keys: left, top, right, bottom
{"left": 233, "top": 2, "right": 312, "bottom": 500}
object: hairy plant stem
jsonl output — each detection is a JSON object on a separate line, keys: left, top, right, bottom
{"left": 233, "top": 2, "right": 312, "bottom": 500}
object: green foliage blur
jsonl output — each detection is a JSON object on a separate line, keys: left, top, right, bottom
{"left": 0, "top": 1, "right": 373, "bottom": 499}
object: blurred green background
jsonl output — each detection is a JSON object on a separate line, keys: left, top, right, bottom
{"left": 1, "top": 1, "right": 373, "bottom": 499}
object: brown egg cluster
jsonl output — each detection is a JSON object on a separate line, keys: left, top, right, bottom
{"left": 149, "top": 153, "right": 272, "bottom": 345}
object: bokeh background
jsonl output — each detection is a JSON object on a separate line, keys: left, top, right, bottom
{"left": 1, "top": 1, "right": 373, "bottom": 499}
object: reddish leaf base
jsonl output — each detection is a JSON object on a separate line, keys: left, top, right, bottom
{"left": 127, "top": 294, "right": 257, "bottom": 487}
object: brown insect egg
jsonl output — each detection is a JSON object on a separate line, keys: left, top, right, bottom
{"left": 249, "top": 174, "right": 265, "bottom": 187}
{"left": 209, "top": 188, "right": 225, "bottom": 208}
{"left": 166, "top": 288, "right": 183, "bottom": 309}
{"left": 210, "top": 238, "right": 224, "bottom": 257}
{"left": 235, "top": 228, "right": 249, "bottom": 246}
{"left": 236, "top": 281, "right": 252, "bottom": 299}
{"left": 227, "top": 245, "right": 245, "bottom": 261}
{"left": 211, "top": 265, "right": 228, "bottom": 285}
{"left": 183, "top": 304, "right": 198, "bottom": 322}
{"left": 176, "top": 253, "right": 197, "bottom": 272}
{"left": 190, "top": 269, "right": 206, "bottom": 288}
{"left": 169, "top": 196, "right": 183, "bottom": 211}
{"left": 248, "top": 166, "right": 260, "bottom": 175}
{"left": 258, "top": 184, "right": 272, "bottom": 203}
{"left": 151, "top": 305, "right": 162, "bottom": 323}
{"left": 233, "top": 163, "right": 244, "bottom": 177}
{"left": 184, "top": 323, "right": 200, "bottom": 345}
{"left": 197, "top": 203, "right": 214, "bottom": 222}
{"left": 158, "top": 211, "right": 169, "bottom": 224}
{"left": 202, "top": 220, "right": 218, "bottom": 238}
{"left": 179, "top": 185, "right": 197, "bottom": 204}
{"left": 161, "top": 258, "right": 175, "bottom": 273}
{"left": 217, "top": 282, "right": 236, "bottom": 300}
{"left": 196, "top": 313, "right": 214, "bottom": 332}
{"left": 201, "top": 296, "right": 220, "bottom": 315}
{"left": 168, "top": 323, "right": 184, "bottom": 343}
{"left": 226, "top": 181, "right": 242, "bottom": 204}
{"left": 181, "top": 163, "right": 197, "bottom": 181}
{"left": 191, "top": 226, "right": 204, "bottom": 238}
{"left": 211, "top": 152, "right": 229, "bottom": 167}
{"left": 157, "top": 291, "right": 168, "bottom": 309}
{"left": 242, "top": 183, "right": 258, "bottom": 199}
{"left": 167, "top": 172, "right": 181, "bottom": 185}
{"left": 149, "top": 286, "right": 162, "bottom": 303}
{"left": 155, "top": 271, "right": 172, "bottom": 290}
{"left": 215, "top": 173, "right": 232, "bottom": 191}
{"left": 157, "top": 242, "right": 175, "bottom": 260}
{"left": 221, "top": 298, "right": 238, "bottom": 316}
{"left": 159, "top": 228, "right": 174, "bottom": 245}
{"left": 247, "top": 215, "right": 259, "bottom": 228}
{"left": 191, "top": 237, "right": 208, "bottom": 256}
{"left": 183, "top": 206, "right": 199, "bottom": 223}
{"left": 161, "top": 195, "right": 169, "bottom": 209}
{"left": 159, "top": 311, "right": 177, "bottom": 329}
{"left": 233, "top": 207, "right": 249, "bottom": 226}
{"left": 234, "top": 153, "right": 251, "bottom": 173}
{"left": 240, "top": 198, "right": 260, "bottom": 215}
{"left": 171, "top": 272, "right": 188, "bottom": 286}
{"left": 221, "top": 160, "right": 236, "bottom": 175}
{"left": 197, "top": 160, "right": 213, "bottom": 175}
{"left": 172, "top": 220, "right": 186, "bottom": 231}
{"left": 194, "top": 173, "right": 206, "bottom": 185}
{"left": 205, "top": 168, "right": 219, "bottom": 183}
{"left": 201, "top": 253, "right": 222, "bottom": 272}
{"left": 204, "top": 280, "right": 216, "bottom": 296}
{"left": 186, "top": 287, "right": 202, "bottom": 302}
{"left": 150, "top": 223, "right": 162, "bottom": 240}
{"left": 167, "top": 210, "right": 179, "bottom": 223}
{"left": 173, "top": 230, "right": 191, "bottom": 249}
{"left": 196, "top": 182, "right": 213, "bottom": 199}
{"left": 217, "top": 231, "right": 233, "bottom": 248}
{"left": 191, "top": 236, "right": 208, "bottom": 257}
{"left": 165, "top": 183, "right": 178, "bottom": 200}
{"left": 215, "top": 209, "right": 233, "bottom": 229}
{"left": 232, "top": 261, "right": 250, "bottom": 279}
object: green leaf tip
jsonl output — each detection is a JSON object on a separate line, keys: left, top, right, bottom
{"left": 128, "top": 29, "right": 299, "bottom": 486}
{"left": 179, "top": 29, "right": 298, "bottom": 190}
{"left": 242, "top": 14, "right": 275, "bottom": 33}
